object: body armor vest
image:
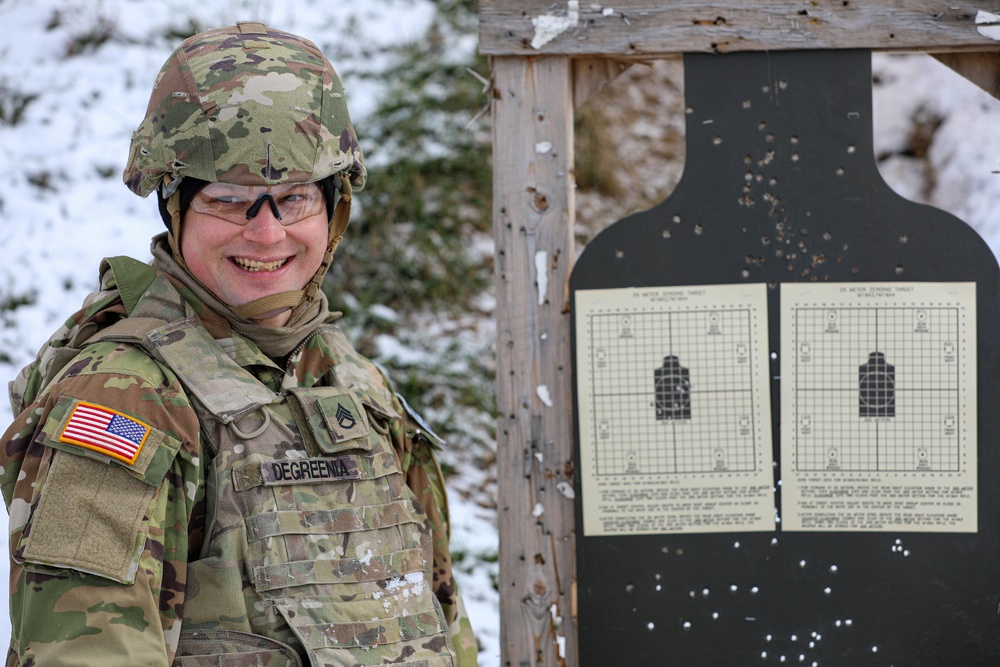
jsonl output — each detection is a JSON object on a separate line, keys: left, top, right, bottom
{"left": 127, "top": 294, "right": 456, "bottom": 666}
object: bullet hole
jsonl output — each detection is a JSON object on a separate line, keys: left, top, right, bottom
{"left": 743, "top": 99, "right": 752, "bottom": 109}
{"left": 673, "top": 214, "right": 682, "bottom": 223}
{"left": 791, "top": 153, "right": 800, "bottom": 162}
{"left": 823, "top": 231, "right": 832, "bottom": 241}
{"left": 779, "top": 80, "right": 788, "bottom": 89}
{"left": 694, "top": 224, "right": 704, "bottom": 235}
{"left": 896, "top": 264, "right": 904, "bottom": 275}
{"left": 662, "top": 229, "right": 671, "bottom": 238}
{"left": 713, "top": 136, "right": 723, "bottom": 145}
{"left": 836, "top": 167, "right": 845, "bottom": 176}
{"left": 847, "top": 144, "right": 856, "bottom": 154}
{"left": 899, "top": 234, "right": 908, "bottom": 244}
{"left": 758, "top": 121, "right": 767, "bottom": 131}
{"left": 791, "top": 135, "right": 799, "bottom": 144}
{"left": 741, "top": 269, "right": 750, "bottom": 278}
{"left": 616, "top": 249, "right": 625, "bottom": 259}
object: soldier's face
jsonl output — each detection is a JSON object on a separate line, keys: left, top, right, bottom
{"left": 180, "top": 184, "right": 329, "bottom": 327}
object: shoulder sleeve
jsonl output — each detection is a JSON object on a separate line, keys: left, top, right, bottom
{"left": 390, "top": 391, "right": 479, "bottom": 666}
{"left": 1, "top": 340, "right": 206, "bottom": 666}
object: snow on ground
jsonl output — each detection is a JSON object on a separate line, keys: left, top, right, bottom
{"left": 2, "top": 1, "right": 1000, "bottom": 665}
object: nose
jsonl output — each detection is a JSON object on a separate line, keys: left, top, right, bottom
{"left": 242, "top": 203, "right": 286, "bottom": 243}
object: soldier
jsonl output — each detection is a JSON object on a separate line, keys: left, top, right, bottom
{"left": 1, "top": 22, "right": 478, "bottom": 666}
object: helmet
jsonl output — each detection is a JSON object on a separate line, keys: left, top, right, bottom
{"left": 125, "top": 22, "right": 366, "bottom": 322}
{"left": 123, "top": 21, "right": 366, "bottom": 198}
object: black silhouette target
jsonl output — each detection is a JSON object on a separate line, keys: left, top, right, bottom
{"left": 859, "top": 351, "right": 895, "bottom": 418}
{"left": 654, "top": 355, "right": 691, "bottom": 420}
{"left": 570, "top": 49, "right": 1000, "bottom": 666}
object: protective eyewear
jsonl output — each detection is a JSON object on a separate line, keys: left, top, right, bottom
{"left": 190, "top": 183, "right": 325, "bottom": 225}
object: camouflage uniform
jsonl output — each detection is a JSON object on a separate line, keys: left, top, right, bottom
{"left": 2, "top": 255, "right": 478, "bottom": 666}
{"left": 2, "top": 21, "right": 478, "bottom": 667}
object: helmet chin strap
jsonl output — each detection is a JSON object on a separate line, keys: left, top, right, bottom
{"left": 166, "top": 178, "right": 353, "bottom": 322}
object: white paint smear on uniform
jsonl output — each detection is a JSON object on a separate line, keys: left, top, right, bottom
{"left": 536, "top": 384, "right": 553, "bottom": 407}
{"left": 531, "top": 0, "right": 580, "bottom": 49}
{"left": 535, "top": 250, "right": 548, "bottom": 305}
{"left": 976, "top": 10, "right": 1000, "bottom": 39}
{"left": 8, "top": 499, "right": 29, "bottom": 532}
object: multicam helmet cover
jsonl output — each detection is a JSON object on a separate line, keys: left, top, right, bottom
{"left": 123, "top": 21, "right": 366, "bottom": 198}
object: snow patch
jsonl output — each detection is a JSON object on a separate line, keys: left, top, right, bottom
{"left": 976, "top": 10, "right": 1000, "bottom": 40}
{"left": 534, "top": 250, "right": 548, "bottom": 305}
{"left": 536, "top": 384, "right": 553, "bottom": 407}
{"left": 530, "top": 1, "right": 580, "bottom": 49}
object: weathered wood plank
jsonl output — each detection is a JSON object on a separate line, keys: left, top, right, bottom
{"left": 572, "top": 57, "right": 632, "bottom": 108}
{"left": 479, "top": 1, "right": 1000, "bottom": 56}
{"left": 935, "top": 50, "right": 1000, "bottom": 98}
{"left": 492, "top": 55, "right": 578, "bottom": 667}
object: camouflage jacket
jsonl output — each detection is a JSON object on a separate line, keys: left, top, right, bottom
{"left": 2, "top": 257, "right": 478, "bottom": 666}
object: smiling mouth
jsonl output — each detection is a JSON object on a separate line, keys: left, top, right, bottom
{"left": 232, "top": 257, "right": 288, "bottom": 272}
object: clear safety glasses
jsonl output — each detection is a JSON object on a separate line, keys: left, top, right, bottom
{"left": 189, "top": 183, "right": 325, "bottom": 225}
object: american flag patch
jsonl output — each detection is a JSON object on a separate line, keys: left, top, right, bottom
{"left": 58, "top": 402, "right": 151, "bottom": 465}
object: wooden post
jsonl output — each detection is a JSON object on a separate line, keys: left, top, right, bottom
{"left": 492, "top": 55, "right": 578, "bottom": 667}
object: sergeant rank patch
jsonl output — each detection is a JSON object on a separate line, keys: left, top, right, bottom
{"left": 59, "top": 401, "right": 151, "bottom": 465}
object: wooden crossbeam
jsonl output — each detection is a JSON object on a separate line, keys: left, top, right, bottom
{"left": 480, "top": 1, "right": 1000, "bottom": 56}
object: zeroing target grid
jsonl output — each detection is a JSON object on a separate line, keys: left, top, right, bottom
{"left": 586, "top": 307, "right": 764, "bottom": 476}
{"left": 791, "top": 306, "right": 961, "bottom": 472}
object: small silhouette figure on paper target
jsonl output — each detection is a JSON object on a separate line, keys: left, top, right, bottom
{"left": 654, "top": 355, "right": 691, "bottom": 420}
{"left": 859, "top": 351, "right": 895, "bottom": 418}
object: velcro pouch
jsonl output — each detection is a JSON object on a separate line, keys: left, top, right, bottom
{"left": 174, "top": 629, "right": 303, "bottom": 667}
{"left": 15, "top": 395, "right": 182, "bottom": 584}
{"left": 287, "top": 387, "right": 384, "bottom": 455}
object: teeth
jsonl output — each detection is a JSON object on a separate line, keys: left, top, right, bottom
{"left": 234, "top": 257, "right": 287, "bottom": 272}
